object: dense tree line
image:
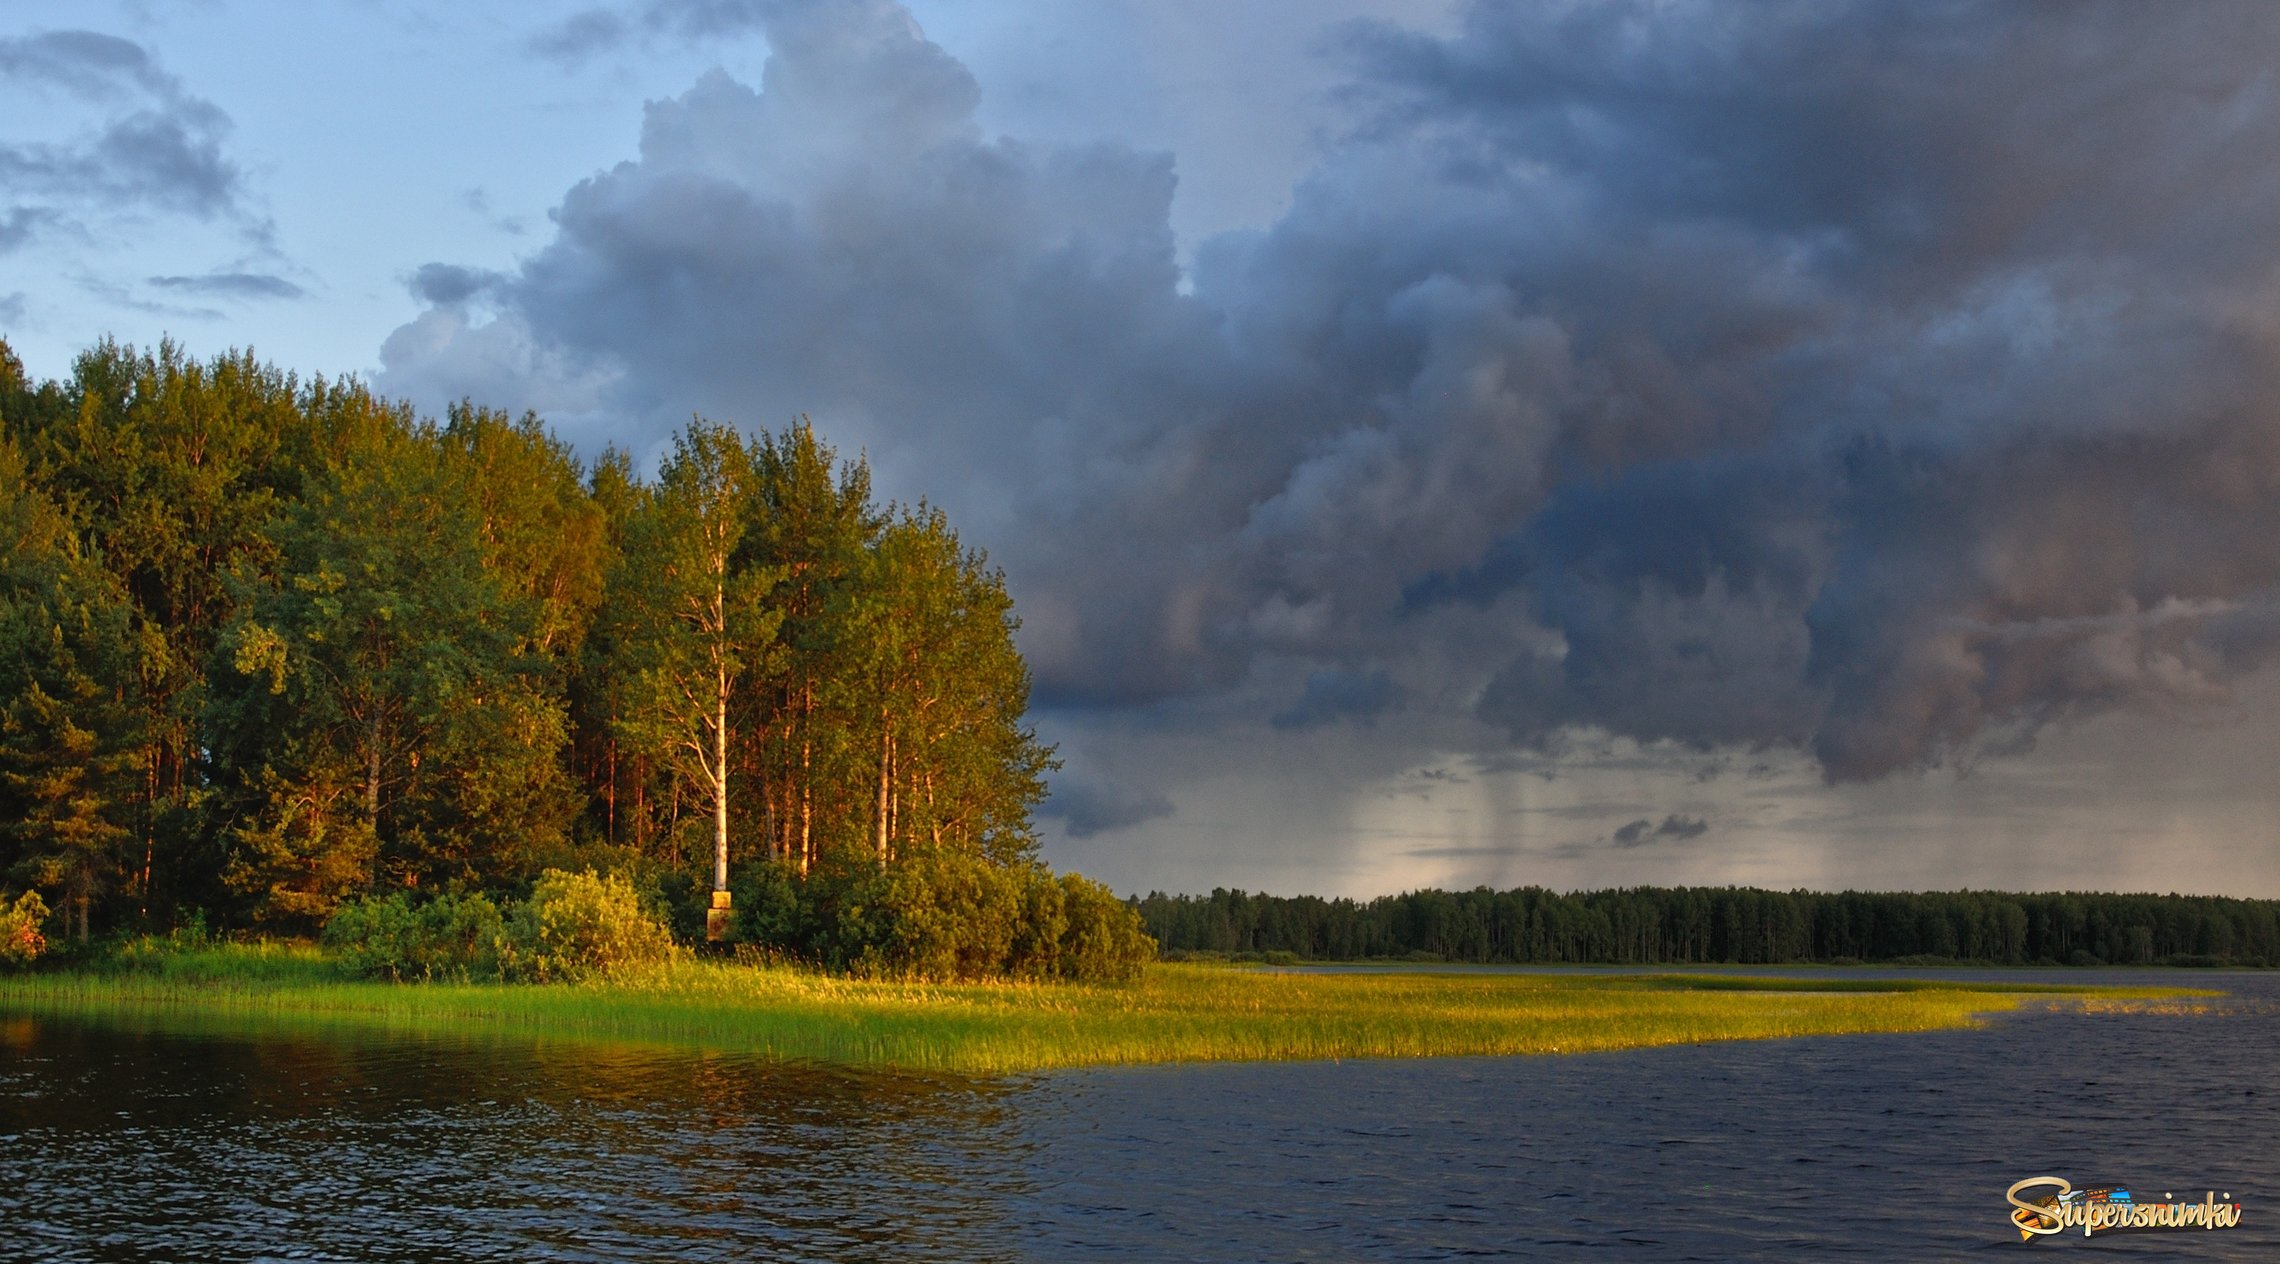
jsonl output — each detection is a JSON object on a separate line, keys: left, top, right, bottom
{"left": 1140, "top": 886, "right": 2280, "bottom": 967}
{"left": 0, "top": 338, "right": 1143, "bottom": 976}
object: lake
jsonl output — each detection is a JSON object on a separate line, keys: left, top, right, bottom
{"left": 3, "top": 969, "right": 2274, "bottom": 1260}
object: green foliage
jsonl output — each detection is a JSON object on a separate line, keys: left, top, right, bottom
{"left": 1138, "top": 886, "right": 2280, "bottom": 968}
{"left": 499, "top": 869, "right": 679, "bottom": 982}
{"left": 14, "top": 340, "right": 302, "bottom": 926}
{"left": 731, "top": 853, "right": 1150, "bottom": 983}
{"left": 864, "top": 849, "right": 1025, "bottom": 980}
{"left": 210, "top": 382, "right": 575, "bottom": 924}
{"left": 0, "top": 890, "right": 49, "bottom": 968}
{"left": 0, "top": 338, "right": 1100, "bottom": 979}
{"left": 0, "top": 430, "right": 143, "bottom": 942}
{"left": 726, "top": 859, "right": 806, "bottom": 947}
{"left": 594, "top": 419, "right": 780, "bottom": 888}
{"left": 323, "top": 890, "right": 507, "bottom": 982}
{"left": 1054, "top": 873, "right": 1157, "bottom": 982}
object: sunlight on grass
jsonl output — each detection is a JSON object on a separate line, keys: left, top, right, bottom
{"left": 0, "top": 949, "right": 2207, "bottom": 1077}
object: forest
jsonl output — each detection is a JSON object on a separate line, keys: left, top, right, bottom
{"left": 1139, "top": 886, "right": 2280, "bottom": 967}
{"left": 0, "top": 338, "right": 1149, "bottom": 979}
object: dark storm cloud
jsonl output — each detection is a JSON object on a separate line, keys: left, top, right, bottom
{"left": 148, "top": 271, "right": 304, "bottom": 300}
{"left": 1038, "top": 779, "right": 1176, "bottom": 839}
{"left": 386, "top": 0, "right": 2280, "bottom": 788}
{"left": 0, "top": 30, "right": 259, "bottom": 241}
{"left": 1272, "top": 669, "right": 1401, "bottom": 731}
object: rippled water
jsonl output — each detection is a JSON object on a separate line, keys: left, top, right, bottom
{"left": 3, "top": 970, "right": 2275, "bottom": 1260}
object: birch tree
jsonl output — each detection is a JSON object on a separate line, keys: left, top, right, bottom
{"left": 604, "top": 420, "right": 781, "bottom": 897}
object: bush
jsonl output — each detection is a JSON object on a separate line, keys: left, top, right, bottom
{"left": 727, "top": 859, "right": 806, "bottom": 949}
{"left": 324, "top": 890, "right": 506, "bottom": 981}
{"left": 1007, "top": 866, "right": 1070, "bottom": 980}
{"left": 499, "top": 868, "right": 678, "bottom": 982}
{"left": 1055, "top": 874, "right": 1155, "bottom": 983}
{"left": 730, "top": 854, "right": 1152, "bottom": 983}
{"left": 868, "top": 850, "right": 1025, "bottom": 980}
{"left": 0, "top": 890, "right": 48, "bottom": 969}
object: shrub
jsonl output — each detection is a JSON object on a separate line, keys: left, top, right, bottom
{"left": 727, "top": 859, "right": 806, "bottom": 949}
{"left": 867, "top": 849, "right": 1025, "bottom": 980}
{"left": 323, "top": 890, "right": 506, "bottom": 981}
{"left": 0, "top": 890, "right": 49, "bottom": 969}
{"left": 499, "top": 869, "right": 678, "bottom": 982}
{"left": 738, "top": 854, "right": 1151, "bottom": 983}
{"left": 1056, "top": 874, "right": 1156, "bottom": 983}
{"left": 1007, "top": 866, "right": 1070, "bottom": 980}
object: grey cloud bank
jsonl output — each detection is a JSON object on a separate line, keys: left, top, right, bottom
{"left": 376, "top": 0, "right": 2280, "bottom": 888}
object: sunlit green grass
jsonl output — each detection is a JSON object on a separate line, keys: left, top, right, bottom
{"left": 0, "top": 945, "right": 2201, "bottom": 1076}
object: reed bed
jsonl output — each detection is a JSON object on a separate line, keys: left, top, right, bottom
{"left": 0, "top": 949, "right": 2200, "bottom": 1077}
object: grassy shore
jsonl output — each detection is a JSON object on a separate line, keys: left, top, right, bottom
{"left": 0, "top": 944, "right": 2199, "bottom": 1076}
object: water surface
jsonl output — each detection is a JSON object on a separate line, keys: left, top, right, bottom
{"left": 3, "top": 970, "right": 2274, "bottom": 1259}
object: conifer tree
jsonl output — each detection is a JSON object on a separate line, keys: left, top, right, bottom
{"left": 0, "top": 431, "right": 143, "bottom": 939}
{"left": 213, "top": 384, "right": 572, "bottom": 922}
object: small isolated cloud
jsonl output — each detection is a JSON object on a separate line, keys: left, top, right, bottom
{"left": 1040, "top": 778, "right": 1175, "bottom": 839}
{"left": 1611, "top": 815, "right": 1711, "bottom": 848}
{"left": 148, "top": 271, "right": 303, "bottom": 300}
{"left": 1271, "top": 669, "right": 1401, "bottom": 730}
{"left": 408, "top": 262, "right": 496, "bottom": 306}
{"left": 1403, "top": 843, "right": 1527, "bottom": 861}
{"left": 527, "top": 8, "right": 632, "bottom": 64}
{"left": 458, "top": 189, "right": 527, "bottom": 236}
{"left": 0, "top": 291, "right": 25, "bottom": 324}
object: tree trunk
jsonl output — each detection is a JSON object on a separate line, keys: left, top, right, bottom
{"left": 141, "top": 746, "right": 157, "bottom": 920}
{"left": 874, "top": 709, "right": 891, "bottom": 869}
{"left": 365, "top": 707, "right": 383, "bottom": 837}
{"left": 798, "top": 679, "right": 813, "bottom": 877}
{"left": 714, "top": 663, "right": 730, "bottom": 892}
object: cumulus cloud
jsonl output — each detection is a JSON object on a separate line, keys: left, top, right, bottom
{"left": 382, "top": 0, "right": 2280, "bottom": 798}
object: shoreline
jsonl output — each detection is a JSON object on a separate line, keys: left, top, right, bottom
{"left": 0, "top": 947, "right": 2206, "bottom": 1077}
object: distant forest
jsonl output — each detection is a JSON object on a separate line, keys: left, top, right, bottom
{"left": 0, "top": 338, "right": 1096, "bottom": 964}
{"left": 1140, "top": 887, "right": 2280, "bottom": 967}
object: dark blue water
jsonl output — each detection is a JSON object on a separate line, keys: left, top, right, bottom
{"left": 2, "top": 971, "right": 2274, "bottom": 1260}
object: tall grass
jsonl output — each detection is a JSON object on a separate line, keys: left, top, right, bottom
{"left": 0, "top": 946, "right": 2199, "bottom": 1077}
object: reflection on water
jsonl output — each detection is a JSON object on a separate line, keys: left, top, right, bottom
{"left": 3, "top": 970, "right": 2277, "bottom": 1261}
{"left": 0, "top": 1021, "right": 1029, "bottom": 1262}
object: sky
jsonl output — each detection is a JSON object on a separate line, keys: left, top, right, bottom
{"left": 9, "top": 0, "right": 2280, "bottom": 899}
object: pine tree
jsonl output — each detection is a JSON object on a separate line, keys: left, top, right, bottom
{"left": 0, "top": 431, "right": 143, "bottom": 940}
{"left": 211, "top": 384, "right": 572, "bottom": 923}
{"left": 746, "top": 419, "right": 879, "bottom": 874}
